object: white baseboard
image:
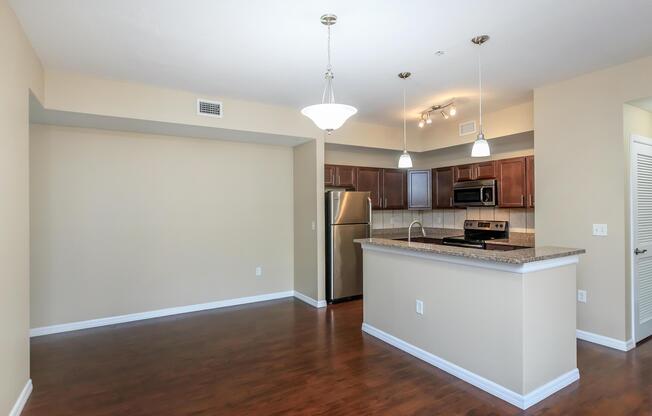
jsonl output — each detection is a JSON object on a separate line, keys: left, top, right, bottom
{"left": 293, "top": 291, "right": 327, "bottom": 308}
{"left": 30, "top": 291, "right": 294, "bottom": 337}
{"left": 362, "top": 323, "right": 579, "bottom": 410}
{"left": 9, "top": 379, "right": 32, "bottom": 416}
{"left": 576, "top": 329, "right": 635, "bottom": 351}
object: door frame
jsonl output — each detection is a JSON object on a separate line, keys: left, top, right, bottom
{"left": 629, "top": 134, "right": 652, "bottom": 343}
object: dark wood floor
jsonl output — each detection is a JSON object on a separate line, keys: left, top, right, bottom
{"left": 24, "top": 299, "right": 651, "bottom": 415}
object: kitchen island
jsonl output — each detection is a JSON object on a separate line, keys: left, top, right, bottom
{"left": 355, "top": 235, "right": 584, "bottom": 410}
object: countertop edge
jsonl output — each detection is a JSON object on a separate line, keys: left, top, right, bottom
{"left": 355, "top": 237, "right": 585, "bottom": 268}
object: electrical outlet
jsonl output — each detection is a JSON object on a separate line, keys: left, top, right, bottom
{"left": 415, "top": 300, "right": 424, "bottom": 315}
{"left": 311, "top": 221, "right": 316, "bottom": 231}
{"left": 255, "top": 266, "right": 262, "bottom": 277}
{"left": 592, "top": 224, "right": 608, "bottom": 236}
{"left": 577, "top": 289, "right": 587, "bottom": 303}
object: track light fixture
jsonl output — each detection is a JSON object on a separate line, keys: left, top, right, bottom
{"left": 417, "top": 101, "right": 456, "bottom": 127}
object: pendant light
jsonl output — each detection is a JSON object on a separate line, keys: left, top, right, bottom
{"left": 471, "top": 35, "right": 490, "bottom": 158}
{"left": 398, "top": 72, "right": 413, "bottom": 168}
{"left": 301, "top": 14, "right": 357, "bottom": 134}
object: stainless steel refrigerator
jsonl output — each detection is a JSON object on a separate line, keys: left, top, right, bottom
{"left": 326, "top": 191, "right": 371, "bottom": 303}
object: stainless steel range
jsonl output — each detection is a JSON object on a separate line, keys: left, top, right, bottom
{"left": 442, "top": 220, "right": 509, "bottom": 249}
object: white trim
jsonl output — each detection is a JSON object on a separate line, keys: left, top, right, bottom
{"left": 360, "top": 243, "right": 579, "bottom": 274}
{"left": 362, "top": 323, "right": 579, "bottom": 410}
{"left": 30, "top": 291, "right": 294, "bottom": 337}
{"left": 9, "top": 379, "right": 32, "bottom": 416}
{"left": 576, "top": 329, "right": 635, "bottom": 351}
{"left": 293, "top": 291, "right": 327, "bottom": 308}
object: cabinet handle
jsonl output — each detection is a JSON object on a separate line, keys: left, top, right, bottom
{"left": 521, "top": 195, "right": 524, "bottom": 206}
{"left": 450, "top": 196, "right": 453, "bottom": 207}
{"left": 528, "top": 194, "right": 532, "bottom": 206}
{"left": 385, "top": 197, "right": 388, "bottom": 208}
{"left": 337, "top": 175, "right": 341, "bottom": 185}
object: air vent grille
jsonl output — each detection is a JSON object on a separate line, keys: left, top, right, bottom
{"left": 459, "top": 120, "right": 477, "bottom": 136}
{"left": 197, "top": 99, "right": 222, "bottom": 118}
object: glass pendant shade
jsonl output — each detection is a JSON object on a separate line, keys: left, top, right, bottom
{"left": 471, "top": 133, "right": 490, "bottom": 157}
{"left": 398, "top": 150, "right": 413, "bottom": 168}
{"left": 301, "top": 103, "right": 357, "bottom": 132}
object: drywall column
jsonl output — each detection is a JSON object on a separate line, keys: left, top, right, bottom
{"left": 534, "top": 56, "right": 652, "bottom": 343}
{"left": 0, "top": 0, "right": 44, "bottom": 413}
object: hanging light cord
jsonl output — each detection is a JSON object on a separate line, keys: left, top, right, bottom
{"left": 403, "top": 84, "right": 407, "bottom": 151}
{"left": 478, "top": 43, "right": 483, "bottom": 133}
{"left": 322, "top": 23, "right": 335, "bottom": 104}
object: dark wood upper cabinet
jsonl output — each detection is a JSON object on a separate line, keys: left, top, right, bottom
{"left": 407, "top": 169, "right": 432, "bottom": 210}
{"left": 497, "top": 157, "right": 527, "bottom": 207}
{"left": 356, "top": 167, "right": 383, "bottom": 209}
{"left": 382, "top": 169, "right": 407, "bottom": 209}
{"left": 475, "top": 161, "right": 496, "bottom": 180}
{"left": 324, "top": 165, "right": 336, "bottom": 186}
{"left": 433, "top": 167, "right": 454, "bottom": 209}
{"left": 454, "top": 164, "right": 475, "bottom": 182}
{"left": 454, "top": 161, "right": 496, "bottom": 181}
{"left": 526, "top": 155, "right": 535, "bottom": 208}
{"left": 335, "top": 165, "right": 357, "bottom": 188}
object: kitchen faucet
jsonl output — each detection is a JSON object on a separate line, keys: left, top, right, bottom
{"left": 408, "top": 220, "right": 426, "bottom": 243}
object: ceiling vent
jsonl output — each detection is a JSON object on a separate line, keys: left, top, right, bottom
{"left": 197, "top": 99, "right": 222, "bottom": 118}
{"left": 459, "top": 120, "right": 477, "bottom": 136}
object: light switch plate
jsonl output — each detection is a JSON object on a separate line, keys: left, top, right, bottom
{"left": 592, "top": 224, "right": 608, "bottom": 236}
{"left": 577, "top": 289, "right": 587, "bottom": 303}
{"left": 416, "top": 300, "right": 424, "bottom": 315}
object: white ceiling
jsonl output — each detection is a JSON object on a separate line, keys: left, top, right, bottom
{"left": 11, "top": 0, "right": 652, "bottom": 127}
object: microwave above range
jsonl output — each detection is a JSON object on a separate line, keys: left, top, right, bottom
{"left": 453, "top": 179, "right": 496, "bottom": 207}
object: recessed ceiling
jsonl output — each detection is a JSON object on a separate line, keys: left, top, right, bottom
{"left": 10, "top": 0, "right": 652, "bottom": 127}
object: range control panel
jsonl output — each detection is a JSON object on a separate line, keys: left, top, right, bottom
{"left": 463, "top": 220, "right": 509, "bottom": 232}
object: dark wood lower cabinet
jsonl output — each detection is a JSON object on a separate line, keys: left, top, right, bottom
{"left": 356, "top": 167, "right": 383, "bottom": 209}
{"left": 382, "top": 169, "right": 407, "bottom": 209}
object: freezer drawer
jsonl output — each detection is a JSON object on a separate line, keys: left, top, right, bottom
{"left": 327, "top": 223, "right": 369, "bottom": 302}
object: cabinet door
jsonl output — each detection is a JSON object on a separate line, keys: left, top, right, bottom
{"left": 356, "top": 167, "right": 383, "bottom": 209}
{"left": 526, "top": 156, "right": 535, "bottom": 207}
{"left": 498, "top": 157, "right": 527, "bottom": 207}
{"left": 382, "top": 169, "right": 407, "bottom": 209}
{"left": 324, "top": 165, "right": 336, "bottom": 186}
{"left": 335, "top": 165, "right": 357, "bottom": 188}
{"left": 475, "top": 161, "right": 496, "bottom": 180}
{"left": 454, "top": 164, "right": 475, "bottom": 182}
{"left": 433, "top": 167, "right": 454, "bottom": 208}
{"left": 407, "top": 169, "right": 432, "bottom": 210}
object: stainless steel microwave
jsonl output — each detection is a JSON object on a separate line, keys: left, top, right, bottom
{"left": 453, "top": 179, "right": 497, "bottom": 207}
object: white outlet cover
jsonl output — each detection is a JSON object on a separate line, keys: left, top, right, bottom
{"left": 255, "top": 266, "right": 262, "bottom": 276}
{"left": 592, "top": 224, "right": 608, "bottom": 236}
{"left": 577, "top": 289, "right": 587, "bottom": 303}
{"left": 416, "top": 300, "right": 424, "bottom": 315}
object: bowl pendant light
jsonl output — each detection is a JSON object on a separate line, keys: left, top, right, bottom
{"left": 398, "top": 72, "right": 413, "bottom": 168}
{"left": 301, "top": 14, "right": 357, "bottom": 134}
{"left": 471, "top": 35, "right": 490, "bottom": 158}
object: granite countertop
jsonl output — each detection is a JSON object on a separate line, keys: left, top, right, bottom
{"left": 371, "top": 227, "right": 535, "bottom": 248}
{"left": 358, "top": 228, "right": 584, "bottom": 265}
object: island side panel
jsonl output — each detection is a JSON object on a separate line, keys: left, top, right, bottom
{"left": 522, "top": 264, "right": 578, "bottom": 394}
{"left": 362, "top": 247, "right": 524, "bottom": 394}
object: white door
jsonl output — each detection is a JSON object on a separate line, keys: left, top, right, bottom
{"left": 632, "top": 135, "right": 652, "bottom": 342}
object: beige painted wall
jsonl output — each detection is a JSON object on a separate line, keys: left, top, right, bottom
{"left": 418, "top": 101, "right": 533, "bottom": 151}
{"left": 44, "top": 70, "right": 402, "bottom": 151}
{"left": 535, "top": 56, "right": 652, "bottom": 342}
{"left": 0, "top": 0, "right": 44, "bottom": 412}
{"left": 293, "top": 140, "right": 319, "bottom": 300}
{"left": 325, "top": 143, "right": 403, "bottom": 168}
{"left": 30, "top": 124, "right": 294, "bottom": 327}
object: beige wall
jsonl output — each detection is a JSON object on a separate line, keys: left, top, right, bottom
{"left": 30, "top": 124, "right": 294, "bottom": 327}
{"left": 325, "top": 143, "right": 403, "bottom": 168}
{"left": 418, "top": 101, "right": 533, "bottom": 151}
{"left": 535, "top": 56, "right": 652, "bottom": 342}
{"left": 293, "top": 140, "right": 320, "bottom": 300}
{"left": 0, "top": 0, "right": 44, "bottom": 412}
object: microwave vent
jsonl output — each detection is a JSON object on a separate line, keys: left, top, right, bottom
{"left": 197, "top": 99, "right": 222, "bottom": 118}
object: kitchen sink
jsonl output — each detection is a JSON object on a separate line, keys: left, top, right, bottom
{"left": 394, "top": 237, "right": 443, "bottom": 244}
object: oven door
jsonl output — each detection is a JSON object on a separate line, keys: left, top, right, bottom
{"left": 453, "top": 185, "right": 496, "bottom": 207}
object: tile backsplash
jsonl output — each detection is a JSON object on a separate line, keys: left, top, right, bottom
{"left": 372, "top": 207, "right": 535, "bottom": 234}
